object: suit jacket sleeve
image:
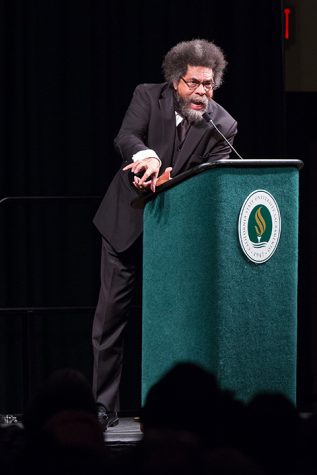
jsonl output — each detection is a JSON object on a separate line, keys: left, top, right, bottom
{"left": 114, "top": 85, "right": 154, "bottom": 163}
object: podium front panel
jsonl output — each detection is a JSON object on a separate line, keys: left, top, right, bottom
{"left": 142, "top": 166, "right": 299, "bottom": 405}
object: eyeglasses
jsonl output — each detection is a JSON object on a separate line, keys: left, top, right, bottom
{"left": 180, "top": 76, "right": 215, "bottom": 91}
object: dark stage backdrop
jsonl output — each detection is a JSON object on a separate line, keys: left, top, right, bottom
{"left": 285, "top": 92, "right": 317, "bottom": 412}
{"left": 2, "top": 0, "right": 310, "bottom": 414}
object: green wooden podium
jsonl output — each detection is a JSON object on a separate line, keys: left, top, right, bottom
{"left": 136, "top": 159, "right": 303, "bottom": 405}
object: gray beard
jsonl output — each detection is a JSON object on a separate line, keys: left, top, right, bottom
{"left": 176, "top": 94, "right": 209, "bottom": 123}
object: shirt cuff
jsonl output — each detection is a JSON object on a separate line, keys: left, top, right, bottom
{"left": 132, "top": 150, "right": 162, "bottom": 166}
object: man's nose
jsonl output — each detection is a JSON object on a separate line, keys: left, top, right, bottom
{"left": 195, "top": 83, "right": 206, "bottom": 94}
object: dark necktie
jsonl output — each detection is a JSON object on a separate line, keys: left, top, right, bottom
{"left": 177, "top": 118, "right": 190, "bottom": 144}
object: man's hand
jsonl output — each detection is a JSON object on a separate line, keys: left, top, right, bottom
{"left": 123, "top": 157, "right": 160, "bottom": 192}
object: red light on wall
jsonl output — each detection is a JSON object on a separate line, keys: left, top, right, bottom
{"left": 284, "top": 7, "right": 291, "bottom": 40}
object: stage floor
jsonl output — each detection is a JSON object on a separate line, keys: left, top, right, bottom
{"left": 1, "top": 415, "right": 143, "bottom": 444}
{"left": 104, "top": 417, "right": 143, "bottom": 444}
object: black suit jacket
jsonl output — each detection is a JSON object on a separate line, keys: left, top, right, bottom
{"left": 93, "top": 82, "right": 237, "bottom": 252}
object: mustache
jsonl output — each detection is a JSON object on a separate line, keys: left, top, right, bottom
{"left": 176, "top": 93, "right": 209, "bottom": 109}
{"left": 189, "top": 95, "right": 209, "bottom": 106}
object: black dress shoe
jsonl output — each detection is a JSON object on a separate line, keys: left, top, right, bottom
{"left": 97, "top": 404, "right": 119, "bottom": 431}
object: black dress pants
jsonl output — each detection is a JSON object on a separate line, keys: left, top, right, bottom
{"left": 92, "top": 236, "right": 142, "bottom": 412}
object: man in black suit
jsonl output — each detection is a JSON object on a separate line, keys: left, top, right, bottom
{"left": 92, "top": 39, "right": 238, "bottom": 430}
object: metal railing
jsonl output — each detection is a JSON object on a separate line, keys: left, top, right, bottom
{"left": 0, "top": 195, "right": 101, "bottom": 420}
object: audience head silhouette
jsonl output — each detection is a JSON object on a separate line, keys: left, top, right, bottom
{"left": 140, "top": 362, "right": 244, "bottom": 448}
{"left": 23, "top": 368, "right": 98, "bottom": 438}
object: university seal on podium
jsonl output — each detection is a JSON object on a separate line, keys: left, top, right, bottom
{"left": 238, "top": 190, "right": 281, "bottom": 264}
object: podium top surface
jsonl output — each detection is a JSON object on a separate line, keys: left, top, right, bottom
{"left": 131, "top": 158, "right": 304, "bottom": 209}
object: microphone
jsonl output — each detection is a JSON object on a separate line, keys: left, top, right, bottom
{"left": 202, "top": 112, "right": 244, "bottom": 160}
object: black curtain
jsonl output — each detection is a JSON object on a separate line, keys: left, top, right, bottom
{"left": 285, "top": 92, "right": 317, "bottom": 412}
{"left": 1, "top": 0, "right": 295, "bottom": 414}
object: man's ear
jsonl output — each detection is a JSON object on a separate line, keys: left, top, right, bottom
{"left": 172, "top": 80, "right": 178, "bottom": 91}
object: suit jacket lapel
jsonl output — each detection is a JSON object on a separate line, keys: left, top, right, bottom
{"left": 157, "top": 86, "right": 176, "bottom": 167}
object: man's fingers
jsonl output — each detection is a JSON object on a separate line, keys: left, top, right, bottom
{"left": 138, "top": 168, "right": 159, "bottom": 185}
{"left": 133, "top": 176, "right": 149, "bottom": 186}
{"left": 150, "top": 177, "right": 158, "bottom": 193}
{"left": 133, "top": 177, "right": 157, "bottom": 193}
{"left": 123, "top": 157, "right": 160, "bottom": 178}
{"left": 122, "top": 162, "right": 135, "bottom": 171}
{"left": 123, "top": 162, "right": 145, "bottom": 174}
